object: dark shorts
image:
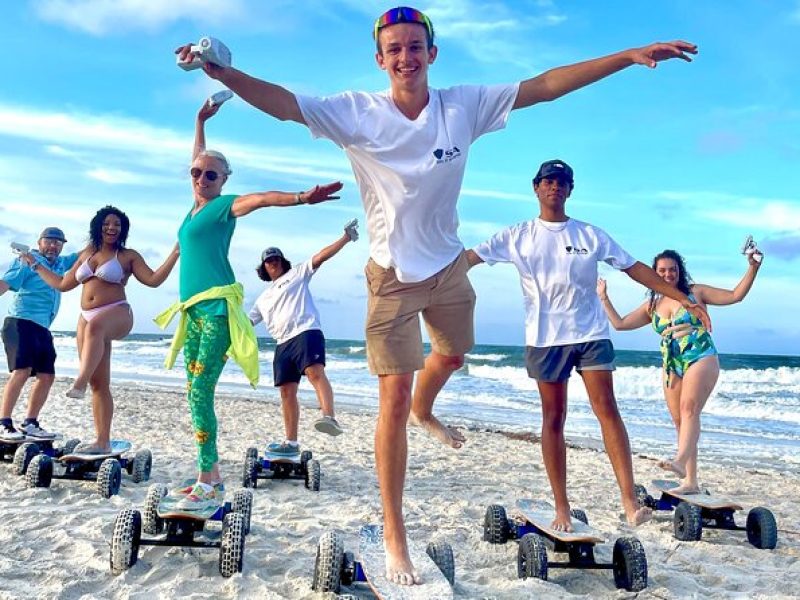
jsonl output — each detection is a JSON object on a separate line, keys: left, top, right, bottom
{"left": 1, "top": 317, "right": 57, "bottom": 376}
{"left": 273, "top": 329, "right": 326, "bottom": 386}
{"left": 525, "top": 339, "right": 615, "bottom": 383}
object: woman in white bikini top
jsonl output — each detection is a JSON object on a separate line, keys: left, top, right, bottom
{"left": 26, "top": 205, "right": 180, "bottom": 455}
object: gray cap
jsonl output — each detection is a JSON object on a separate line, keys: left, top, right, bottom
{"left": 39, "top": 227, "right": 67, "bottom": 242}
{"left": 261, "top": 247, "right": 284, "bottom": 262}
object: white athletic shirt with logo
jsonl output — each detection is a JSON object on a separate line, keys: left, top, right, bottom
{"left": 248, "top": 259, "right": 322, "bottom": 345}
{"left": 297, "top": 84, "right": 519, "bottom": 283}
{"left": 473, "top": 218, "right": 637, "bottom": 347}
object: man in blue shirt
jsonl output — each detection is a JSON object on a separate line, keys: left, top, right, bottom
{"left": 0, "top": 227, "right": 79, "bottom": 440}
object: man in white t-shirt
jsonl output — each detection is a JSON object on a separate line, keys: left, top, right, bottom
{"left": 249, "top": 220, "right": 359, "bottom": 455}
{"left": 177, "top": 7, "right": 698, "bottom": 584}
{"left": 467, "top": 159, "right": 711, "bottom": 530}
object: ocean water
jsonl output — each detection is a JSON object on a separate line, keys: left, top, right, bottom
{"left": 50, "top": 334, "right": 800, "bottom": 472}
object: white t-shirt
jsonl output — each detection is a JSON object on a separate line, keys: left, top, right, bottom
{"left": 248, "top": 259, "right": 322, "bottom": 345}
{"left": 473, "top": 218, "right": 637, "bottom": 347}
{"left": 297, "top": 83, "right": 519, "bottom": 283}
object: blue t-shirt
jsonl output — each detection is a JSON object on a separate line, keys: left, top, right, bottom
{"left": 2, "top": 251, "right": 79, "bottom": 329}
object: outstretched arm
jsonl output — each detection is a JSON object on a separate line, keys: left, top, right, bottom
{"left": 623, "top": 261, "right": 712, "bottom": 331}
{"left": 693, "top": 251, "right": 763, "bottom": 306}
{"left": 175, "top": 45, "right": 305, "bottom": 124}
{"left": 513, "top": 41, "right": 697, "bottom": 109}
{"left": 311, "top": 219, "right": 359, "bottom": 270}
{"left": 193, "top": 100, "right": 222, "bottom": 160}
{"left": 231, "top": 181, "right": 343, "bottom": 218}
{"left": 596, "top": 278, "right": 651, "bottom": 330}
{"left": 21, "top": 251, "right": 83, "bottom": 292}
{"left": 129, "top": 244, "right": 180, "bottom": 288}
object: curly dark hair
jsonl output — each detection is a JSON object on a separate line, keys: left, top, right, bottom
{"left": 256, "top": 258, "right": 292, "bottom": 282}
{"left": 89, "top": 206, "right": 129, "bottom": 250}
{"left": 648, "top": 249, "right": 693, "bottom": 314}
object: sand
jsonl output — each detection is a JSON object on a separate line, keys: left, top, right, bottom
{"left": 0, "top": 375, "right": 798, "bottom": 599}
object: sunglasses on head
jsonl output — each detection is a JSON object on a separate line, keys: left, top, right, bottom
{"left": 190, "top": 167, "right": 220, "bottom": 182}
{"left": 373, "top": 6, "right": 433, "bottom": 39}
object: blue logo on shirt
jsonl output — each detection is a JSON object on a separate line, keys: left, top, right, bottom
{"left": 433, "top": 146, "right": 461, "bottom": 164}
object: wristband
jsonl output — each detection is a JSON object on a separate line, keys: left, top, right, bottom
{"left": 295, "top": 192, "right": 303, "bottom": 205}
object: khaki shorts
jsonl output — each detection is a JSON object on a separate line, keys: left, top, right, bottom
{"left": 364, "top": 252, "right": 475, "bottom": 375}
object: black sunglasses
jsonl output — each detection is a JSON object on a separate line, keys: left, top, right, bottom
{"left": 190, "top": 167, "right": 220, "bottom": 182}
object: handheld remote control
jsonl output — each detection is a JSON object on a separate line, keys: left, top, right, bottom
{"left": 740, "top": 234, "right": 763, "bottom": 263}
{"left": 177, "top": 37, "right": 232, "bottom": 71}
{"left": 208, "top": 90, "right": 234, "bottom": 108}
{"left": 10, "top": 242, "right": 29, "bottom": 255}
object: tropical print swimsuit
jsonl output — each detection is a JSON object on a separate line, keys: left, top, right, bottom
{"left": 652, "top": 294, "right": 717, "bottom": 385}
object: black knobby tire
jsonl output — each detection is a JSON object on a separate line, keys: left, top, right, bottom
{"left": 340, "top": 551, "right": 356, "bottom": 586}
{"left": 746, "top": 507, "right": 778, "bottom": 550}
{"left": 97, "top": 458, "right": 122, "bottom": 498}
{"left": 305, "top": 459, "right": 321, "bottom": 491}
{"left": 242, "top": 456, "right": 259, "bottom": 489}
{"left": 673, "top": 501, "right": 703, "bottom": 541}
{"left": 634, "top": 483, "right": 654, "bottom": 509}
{"left": 245, "top": 446, "right": 258, "bottom": 461}
{"left": 26, "top": 454, "right": 53, "bottom": 488}
{"left": 13, "top": 442, "right": 40, "bottom": 476}
{"left": 232, "top": 489, "right": 254, "bottom": 535}
{"left": 61, "top": 438, "right": 81, "bottom": 456}
{"left": 143, "top": 483, "right": 168, "bottom": 535}
{"left": 311, "top": 530, "right": 344, "bottom": 593}
{"left": 110, "top": 508, "right": 142, "bottom": 575}
{"left": 570, "top": 508, "right": 589, "bottom": 525}
{"left": 219, "top": 512, "right": 246, "bottom": 577}
{"left": 517, "top": 533, "right": 548, "bottom": 581}
{"left": 483, "top": 504, "right": 510, "bottom": 544}
{"left": 131, "top": 449, "right": 152, "bottom": 483}
{"left": 300, "top": 450, "right": 313, "bottom": 467}
{"left": 612, "top": 536, "right": 648, "bottom": 591}
{"left": 426, "top": 541, "right": 455, "bottom": 586}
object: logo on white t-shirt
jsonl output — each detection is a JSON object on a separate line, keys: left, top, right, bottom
{"left": 565, "top": 245, "right": 589, "bottom": 255}
{"left": 433, "top": 146, "right": 462, "bottom": 164}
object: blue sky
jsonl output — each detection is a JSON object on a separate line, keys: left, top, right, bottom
{"left": 1, "top": 0, "right": 798, "bottom": 355}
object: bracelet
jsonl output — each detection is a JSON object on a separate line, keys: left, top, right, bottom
{"left": 30, "top": 261, "right": 39, "bottom": 271}
{"left": 295, "top": 192, "right": 303, "bottom": 205}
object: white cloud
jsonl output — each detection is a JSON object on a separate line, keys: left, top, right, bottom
{"left": 33, "top": 0, "right": 246, "bottom": 35}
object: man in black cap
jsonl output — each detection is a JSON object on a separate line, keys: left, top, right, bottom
{"left": 467, "top": 160, "right": 711, "bottom": 530}
{"left": 0, "top": 227, "right": 79, "bottom": 440}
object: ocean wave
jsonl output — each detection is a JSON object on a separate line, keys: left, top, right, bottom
{"left": 465, "top": 353, "right": 507, "bottom": 362}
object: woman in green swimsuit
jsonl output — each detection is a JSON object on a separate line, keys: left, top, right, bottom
{"left": 155, "top": 98, "right": 343, "bottom": 509}
{"left": 597, "top": 248, "right": 763, "bottom": 493}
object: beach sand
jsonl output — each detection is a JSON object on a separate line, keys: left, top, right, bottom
{"left": 0, "top": 375, "right": 798, "bottom": 599}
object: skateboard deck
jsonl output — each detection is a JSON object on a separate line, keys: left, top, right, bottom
{"left": 358, "top": 524, "right": 452, "bottom": 600}
{"left": 652, "top": 480, "right": 743, "bottom": 510}
{"left": 265, "top": 447, "right": 301, "bottom": 464}
{"left": 0, "top": 433, "right": 63, "bottom": 444}
{"left": 157, "top": 479, "right": 224, "bottom": 520}
{"left": 515, "top": 499, "right": 605, "bottom": 543}
{"left": 58, "top": 439, "right": 131, "bottom": 462}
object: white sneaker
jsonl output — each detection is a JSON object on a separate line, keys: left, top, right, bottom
{"left": 314, "top": 416, "right": 344, "bottom": 437}
{"left": 19, "top": 421, "right": 58, "bottom": 440}
{"left": 0, "top": 423, "right": 24, "bottom": 442}
{"left": 65, "top": 387, "right": 86, "bottom": 399}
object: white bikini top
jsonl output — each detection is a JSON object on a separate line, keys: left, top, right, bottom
{"left": 75, "top": 251, "right": 125, "bottom": 284}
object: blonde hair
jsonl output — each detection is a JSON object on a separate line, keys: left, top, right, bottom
{"left": 196, "top": 149, "right": 232, "bottom": 175}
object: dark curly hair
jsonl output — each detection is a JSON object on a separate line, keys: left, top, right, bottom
{"left": 256, "top": 258, "right": 292, "bottom": 282}
{"left": 648, "top": 249, "right": 693, "bottom": 314}
{"left": 89, "top": 206, "right": 129, "bottom": 250}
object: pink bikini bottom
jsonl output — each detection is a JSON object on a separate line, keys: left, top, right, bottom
{"left": 80, "top": 300, "right": 131, "bottom": 323}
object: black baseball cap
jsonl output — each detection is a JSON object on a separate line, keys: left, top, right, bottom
{"left": 533, "top": 160, "right": 574, "bottom": 185}
{"left": 261, "top": 247, "right": 284, "bottom": 262}
{"left": 39, "top": 227, "right": 67, "bottom": 242}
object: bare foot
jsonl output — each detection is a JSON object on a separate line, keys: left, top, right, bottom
{"left": 671, "top": 482, "right": 701, "bottom": 495}
{"left": 625, "top": 505, "right": 653, "bottom": 527}
{"left": 409, "top": 413, "right": 465, "bottom": 449}
{"left": 550, "top": 508, "right": 573, "bottom": 532}
{"left": 384, "top": 543, "right": 420, "bottom": 586}
{"left": 657, "top": 457, "right": 687, "bottom": 479}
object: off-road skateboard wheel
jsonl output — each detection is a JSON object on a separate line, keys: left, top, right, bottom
{"left": 143, "top": 483, "right": 168, "bottom": 535}
{"left": 673, "top": 501, "right": 703, "bottom": 541}
{"left": 232, "top": 489, "right": 254, "bottom": 535}
{"left": 570, "top": 508, "right": 588, "bottom": 525}
{"left": 517, "top": 533, "right": 548, "bottom": 580}
{"left": 219, "top": 512, "right": 246, "bottom": 577}
{"left": 61, "top": 438, "right": 81, "bottom": 456}
{"left": 483, "top": 504, "right": 510, "bottom": 544}
{"left": 131, "top": 449, "right": 152, "bottom": 483}
{"left": 245, "top": 446, "right": 258, "bottom": 461}
{"left": 242, "top": 455, "right": 259, "bottom": 489}
{"left": 634, "top": 483, "right": 654, "bottom": 509}
{"left": 97, "top": 458, "right": 122, "bottom": 498}
{"left": 13, "top": 442, "right": 40, "bottom": 476}
{"left": 26, "top": 454, "right": 53, "bottom": 488}
{"left": 110, "top": 508, "right": 142, "bottom": 575}
{"left": 612, "top": 536, "right": 648, "bottom": 591}
{"left": 311, "top": 530, "right": 344, "bottom": 593}
{"left": 426, "top": 540, "right": 455, "bottom": 586}
{"left": 746, "top": 507, "right": 777, "bottom": 550}
{"left": 305, "top": 459, "right": 321, "bottom": 491}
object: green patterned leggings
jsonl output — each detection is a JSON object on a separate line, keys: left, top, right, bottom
{"left": 183, "top": 311, "right": 230, "bottom": 471}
